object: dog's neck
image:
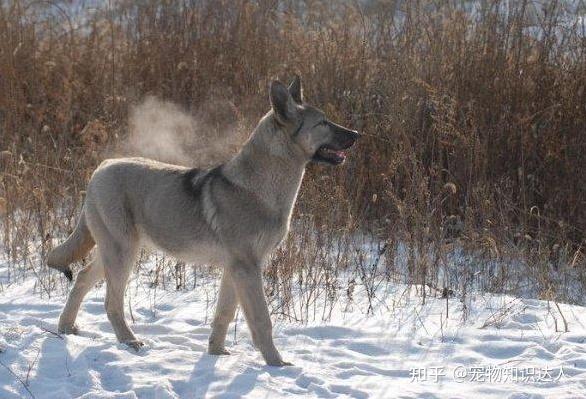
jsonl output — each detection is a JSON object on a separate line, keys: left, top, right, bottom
{"left": 223, "top": 113, "right": 307, "bottom": 218}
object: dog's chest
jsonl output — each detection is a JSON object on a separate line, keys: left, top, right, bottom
{"left": 248, "top": 212, "right": 291, "bottom": 255}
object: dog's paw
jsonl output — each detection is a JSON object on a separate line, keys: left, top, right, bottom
{"left": 58, "top": 324, "right": 79, "bottom": 335}
{"left": 266, "top": 359, "right": 294, "bottom": 367}
{"left": 124, "top": 340, "right": 145, "bottom": 352}
{"left": 208, "top": 346, "right": 231, "bottom": 356}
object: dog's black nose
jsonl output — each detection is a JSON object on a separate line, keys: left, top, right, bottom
{"left": 338, "top": 129, "right": 360, "bottom": 149}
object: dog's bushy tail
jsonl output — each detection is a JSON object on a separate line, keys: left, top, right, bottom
{"left": 47, "top": 207, "right": 95, "bottom": 281}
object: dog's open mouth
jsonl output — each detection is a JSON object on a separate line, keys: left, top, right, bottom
{"left": 311, "top": 127, "right": 360, "bottom": 166}
{"left": 313, "top": 146, "right": 347, "bottom": 165}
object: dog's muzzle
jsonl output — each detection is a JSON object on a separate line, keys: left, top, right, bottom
{"left": 312, "top": 123, "right": 360, "bottom": 165}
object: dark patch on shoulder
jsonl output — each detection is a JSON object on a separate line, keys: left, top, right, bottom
{"left": 182, "top": 165, "right": 234, "bottom": 199}
{"left": 182, "top": 167, "right": 204, "bottom": 198}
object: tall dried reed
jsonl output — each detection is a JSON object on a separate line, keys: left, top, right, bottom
{"left": 1, "top": 0, "right": 585, "bottom": 314}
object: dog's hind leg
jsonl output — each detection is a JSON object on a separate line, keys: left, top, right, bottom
{"left": 58, "top": 256, "right": 105, "bottom": 334}
{"left": 85, "top": 202, "right": 141, "bottom": 350}
{"left": 208, "top": 270, "right": 238, "bottom": 355}
{"left": 101, "top": 242, "right": 140, "bottom": 350}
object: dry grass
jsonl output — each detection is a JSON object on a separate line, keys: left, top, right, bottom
{"left": 1, "top": 0, "right": 585, "bottom": 315}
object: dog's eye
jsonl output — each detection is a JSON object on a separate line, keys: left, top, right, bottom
{"left": 312, "top": 120, "right": 327, "bottom": 129}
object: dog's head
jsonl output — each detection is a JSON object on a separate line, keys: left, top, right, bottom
{"left": 269, "top": 76, "right": 360, "bottom": 166}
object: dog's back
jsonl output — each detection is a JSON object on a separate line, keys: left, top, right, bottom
{"left": 48, "top": 157, "right": 218, "bottom": 275}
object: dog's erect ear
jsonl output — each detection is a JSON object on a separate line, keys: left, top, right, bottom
{"left": 270, "top": 80, "right": 296, "bottom": 123}
{"left": 288, "top": 75, "right": 303, "bottom": 104}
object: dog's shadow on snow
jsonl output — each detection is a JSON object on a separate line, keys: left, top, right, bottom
{"left": 216, "top": 364, "right": 304, "bottom": 399}
{"left": 174, "top": 353, "right": 270, "bottom": 398}
{"left": 173, "top": 352, "right": 305, "bottom": 398}
{"left": 171, "top": 353, "right": 221, "bottom": 398}
{"left": 32, "top": 334, "right": 133, "bottom": 396}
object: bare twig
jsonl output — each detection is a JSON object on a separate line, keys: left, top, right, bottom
{"left": 554, "top": 301, "right": 569, "bottom": 333}
{"left": 0, "top": 359, "right": 36, "bottom": 399}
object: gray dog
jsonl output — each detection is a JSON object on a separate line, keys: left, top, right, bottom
{"left": 48, "top": 76, "right": 359, "bottom": 366}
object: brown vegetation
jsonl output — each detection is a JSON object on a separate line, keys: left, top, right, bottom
{"left": 1, "top": 0, "right": 585, "bottom": 313}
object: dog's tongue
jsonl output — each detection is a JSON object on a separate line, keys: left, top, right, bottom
{"left": 317, "top": 147, "right": 347, "bottom": 163}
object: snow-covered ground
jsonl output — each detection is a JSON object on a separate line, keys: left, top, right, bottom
{"left": 1, "top": 262, "right": 586, "bottom": 399}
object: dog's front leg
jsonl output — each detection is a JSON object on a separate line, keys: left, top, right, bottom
{"left": 229, "top": 262, "right": 291, "bottom": 366}
{"left": 208, "top": 270, "right": 238, "bottom": 355}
